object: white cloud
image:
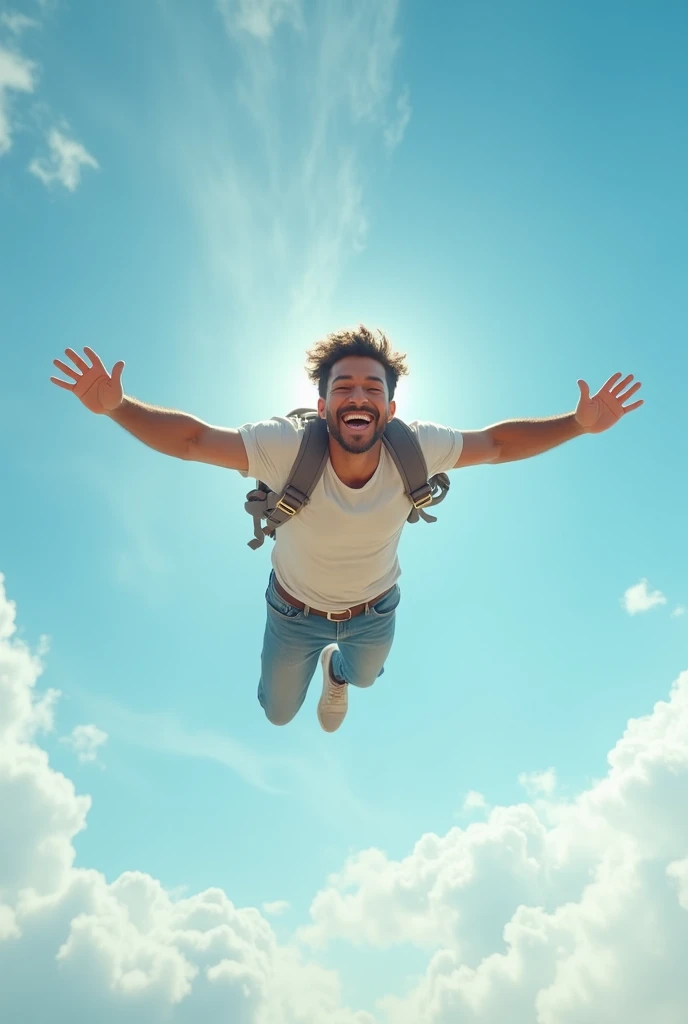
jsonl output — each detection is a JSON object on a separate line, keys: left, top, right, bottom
{"left": 28, "top": 126, "right": 99, "bottom": 190}
{"left": 518, "top": 767, "right": 557, "bottom": 796}
{"left": 622, "top": 578, "right": 667, "bottom": 615}
{"left": 671, "top": 606, "right": 685, "bottom": 619}
{"left": 462, "top": 791, "right": 487, "bottom": 811}
{"left": 263, "top": 900, "right": 291, "bottom": 917}
{"left": 216, "top": 0, "right": 303, "bottom": 41}
{"left": 0, "top": 11, "right": 40, "bottom": 35}
{"left": 1, "top": 12, "right": 95, "bottom": 190}
{"left": 60, "top": 724, "right": 108, "bottom": 764}
{"left": 0, "top": 571, "right": 375, "bottom": 1024}
{"left": 0, "top": 44, "right": 36, "bottom": 155}
{"left": 668, "top": 857, "right": 688, "bottom": 910}
{"left": 4, "top": 559, "right": 688, "bottom": 1021}
{"left": 301, "top": 671, "right": 688, "bottom": 1022}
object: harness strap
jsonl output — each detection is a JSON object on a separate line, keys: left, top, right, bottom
{"left": 246, "top": 416, "right": 329, "bottom": 548}
{"left": 382, "top": 419, "right": 449, "bottom": 523}
{"left": 245, "top": 412, "right": 451, "bottom": 548}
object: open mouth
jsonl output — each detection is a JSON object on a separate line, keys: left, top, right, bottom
{"left": 340, "top": 412, "right": 375, "bottom": 433}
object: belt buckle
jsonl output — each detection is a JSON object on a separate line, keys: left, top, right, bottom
{"left": 327, "top": 608, "right": 352, "bottom": 621}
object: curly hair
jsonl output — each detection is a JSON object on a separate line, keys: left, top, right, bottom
{"left": 305, "top": 324, "right": 409, "bottom": 400}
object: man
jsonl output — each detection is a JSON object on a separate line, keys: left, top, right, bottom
{"left": 50, "top": 326, "right": 643, "bottom": 733}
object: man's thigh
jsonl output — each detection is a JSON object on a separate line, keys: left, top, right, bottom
{"left": 258, "top": 576, "right": 331, "bottom": 725}
{"left": 335, "top": 585, "right": 400, "bottom": 688}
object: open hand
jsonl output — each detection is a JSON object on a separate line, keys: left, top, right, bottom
{"left": 50, "top": 347, "right": 125, "bottom": 415}
{"left": 575, "top": 373, "right": 643, "bottom": 434}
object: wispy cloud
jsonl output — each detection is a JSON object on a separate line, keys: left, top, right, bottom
{"left": 60, "top": 723, "right": 108, "bottom": 765}
{"left": 622, "top": 578, "right": 667, "bottom": 616}
{"left": 0, "top": 45, "right": 36, "bottom": 155}
{"left": 216, "top": 0, "right": 303, "bottom": 41}
{"left": 165, "top": 0, "right": 411, "bottom": 351}
{"left": 462, "top": 790, "right": 488, "bottom": 811}
{"left": 672, "top": 606, "right": 685, "bottom": 619}
{"left": 385, "top": 85, "right": 412, "bottom": 150}
{"left": 518, "top": 766, "right": 557, "bottom": 796}
{"left": 72, "top": 686, "right": 390, "bottom": 829}
{"left": 1, "top": 10, "right": 97, "bottom": 189}
{"left": 262, "top": 899, "right": 291, "bottom": 916}
{"left": 29, "top": 126, "right": 99, "bottom": 190}
{"left": 76, "top": 693, "right": 285, "bottom": 794}
{"left": 0, "top": 11, "right": 40, "bottom": 35}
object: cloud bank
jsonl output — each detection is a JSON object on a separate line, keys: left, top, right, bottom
{"left": 2, "top": 564, "right": 688, "bottom": 1022}
{"left": 300, "top": 669, "right": 688, "bottom": 1023}
{"left": 0, "top": 571, "right": 373, "bottom": 1023}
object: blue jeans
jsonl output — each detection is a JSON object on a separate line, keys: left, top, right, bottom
{"left": 258, "top": 571, "right": 400, "bottom": 725}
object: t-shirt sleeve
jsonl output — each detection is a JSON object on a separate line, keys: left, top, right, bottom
{"left": 410, "top": 421, "right": 463, "bottom": 476}
{"left": 237, "top": 417, "right": 304, "bottom": 491}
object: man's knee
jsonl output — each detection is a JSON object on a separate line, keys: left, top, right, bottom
{"left": 352, "top": 676, "right": 376, "bottom": 689}
{"left": 261, "top": 702, "right": 297, "bottom": 727}
{"left": 342, "top": 660, "right": 385, "bottom": 689}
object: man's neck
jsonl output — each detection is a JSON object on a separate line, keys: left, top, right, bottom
{"left": 328, "top": 437, "right": 382, "bottom": 489}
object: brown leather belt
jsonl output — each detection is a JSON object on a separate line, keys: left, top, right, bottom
{"left": 273, "top": 575, "right": 392, "bottom": 621}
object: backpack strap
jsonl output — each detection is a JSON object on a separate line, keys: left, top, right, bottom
{"left": 245, "top": 416, "right": 329, "bottom": 549}
{"left": 382, "top": 419, "right": 450, "bottom": 523}
{"left": 245, "top": 413, "right": 451, "bottom": 548}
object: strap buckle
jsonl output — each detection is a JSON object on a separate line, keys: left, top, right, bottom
{"left": 275, "top": 497, "right": 297, "bottom": 516}
{"left": 327, "top": 608, "right": 353, "bottom": 621}
{"left": 411, "top": 487, "right": 433, "bottom": 510}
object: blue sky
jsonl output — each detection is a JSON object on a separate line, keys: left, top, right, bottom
{"left": 1, "top": 1, "right": 687, "bottom": 1020}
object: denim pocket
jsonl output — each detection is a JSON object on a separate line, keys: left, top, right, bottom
{"left": 265, "top": 575, "right": 302, "bottom": 619}
{"left": 370, "top": 584, "right": 401, "bottom": 617}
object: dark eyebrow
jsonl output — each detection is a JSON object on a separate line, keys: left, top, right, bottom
{"left": 331, "top": 375, "right": 385, "bottom": 385}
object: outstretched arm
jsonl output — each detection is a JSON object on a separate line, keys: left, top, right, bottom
{"left": 454, "top": 372, "right": 643, "bottom": 468}
{"left": 51, "top": 347, "right": 248, "bottom": 470}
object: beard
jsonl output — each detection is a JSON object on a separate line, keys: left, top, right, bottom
{"left": 325, "top": 407, "right": 387, "bottom": 454}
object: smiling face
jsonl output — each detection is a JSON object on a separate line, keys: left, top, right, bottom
{"left": 318, "top": 355, "right": 396, "bottom": 454}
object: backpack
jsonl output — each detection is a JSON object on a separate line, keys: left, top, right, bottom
{"left": 244, "top": 409, "right": 450, "bottom": 549}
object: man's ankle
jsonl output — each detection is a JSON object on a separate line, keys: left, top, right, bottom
{"left": 329, "top": 662, "right": 347, "bottom": 686}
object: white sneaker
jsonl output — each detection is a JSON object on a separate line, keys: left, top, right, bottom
{"left": 317, "top": 643, "right": 348, "bottom": 733}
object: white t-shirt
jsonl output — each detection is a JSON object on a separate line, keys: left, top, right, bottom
{"left": 239, "top": 417, "right": 462, "bottom": 612}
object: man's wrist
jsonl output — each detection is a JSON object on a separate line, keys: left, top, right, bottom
{"left": 571, "top": 412, "right": 589, "bottom": 436}
{"left": 106, "top": 396, "right": 127, "bottom": 419}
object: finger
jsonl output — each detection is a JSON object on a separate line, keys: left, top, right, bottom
{"left": 577, "top": 379, "right": 590, "bottom": 401}
{"left": 53, "top": 358, "right": 80, "bottom": 381}
{"left": 83, "top": 346, "right": 106, "bottom": 371}
{"left": 611, "top": 374, "right": 634, "bottom": 396}
{"left": 619, "top": 381, "right": 642, "bottom": 403}
{"left": 111, "top": 359, "right": 125, "bottom": 383}
{"left": 50, "top": 375, "right": 75, "bottom": 391}
{"left": 601, "top": 372, "right": 623, "bottom": 392}
{"left": 622, "top": 399, "right": 644, "bottom": 413}
{"left": 64, "top": 347, "right": 89, "bottom": 373}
